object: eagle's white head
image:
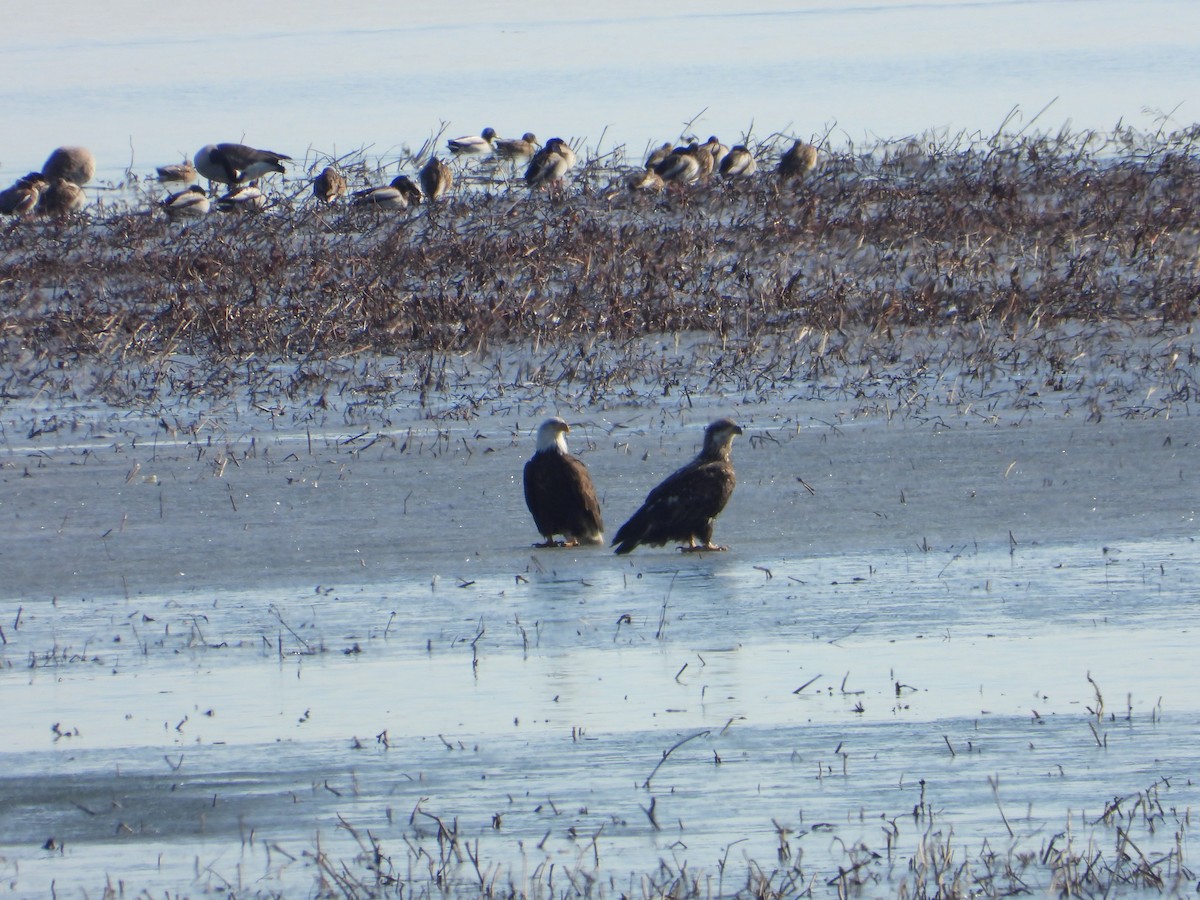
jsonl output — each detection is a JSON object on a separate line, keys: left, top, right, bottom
{"left": 535, "top": 417, "right": 571, "bottom": 453}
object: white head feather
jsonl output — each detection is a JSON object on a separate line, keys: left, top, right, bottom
{"left": 535, "top": 417, "right": 570, "bottom": 453}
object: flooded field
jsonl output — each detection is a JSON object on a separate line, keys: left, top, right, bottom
{"left": 3, "top": 116, "right": 1200, "bottom": 895}
{"left": 1, "top": 319, "right": 1198, "bottom": 896}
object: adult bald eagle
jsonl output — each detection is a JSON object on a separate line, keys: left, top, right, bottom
{"left": 612, "top": 418, "right": 743, "bottom": 555}
{"left": 523, "top": 418, "right": 604, "bottom": 548}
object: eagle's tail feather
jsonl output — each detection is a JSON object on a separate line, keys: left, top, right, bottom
{"left": 612, "top": 507, "right": 649, "bottom": 555}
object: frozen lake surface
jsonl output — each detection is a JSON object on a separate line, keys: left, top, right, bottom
{"left": 3, "top": 0, "right": 1200, "bottom": 891}
{"left": 3, "top": 0, "right": 1200, "bottom": 183}
{"left": 1, "top": 328, "right": 1198, "bottom": 896}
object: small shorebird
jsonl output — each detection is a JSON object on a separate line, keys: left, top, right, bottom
{"left": 525, "top": 138, "right": 576, "bottom": 191}
{"left": 162, "top": 185, "right": 210, "bottom": 219}
{"left": 778, "top": 140, "right": 818, "bottom": 180}
{"left": 42, "top": 146, "right": 96, "bottom": 186}
{"left": 312, "top": 166, "right": 347, "bottom": 204}
{"left": 419, "top": 157, "right": 452, "bottom": 201}
{"left": 494, "top": 132, "right": 539, "bottom": 164}
{"left": 447, "top": 127, "right": 497, "bottom": 156}
{"left": 156, "top": 161, "right": 198, "bottom": 183}
{"left": 719, "top": 145, "right": 758, "bottom": 178}
{"left": 0, "top": 173, "right": 47, "bottom": 216}
{"left": 216, "top": 183, "right": 266, "bottom": 213}
{"left": 38, "top": 178, "right": 86, "bottom": 216}
{"left": 194, "top": 143, "right": 291, "bottom": 186}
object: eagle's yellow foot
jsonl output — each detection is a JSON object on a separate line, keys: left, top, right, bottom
{"left": 533, "top": 539, "right": 566, "bottom": 548}
{"left": 678, "top": 543, "right": 728, "bottom": 553}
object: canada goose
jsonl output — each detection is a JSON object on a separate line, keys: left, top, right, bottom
{"left": 194, "top": 143, "right": 290, "bottom": 186}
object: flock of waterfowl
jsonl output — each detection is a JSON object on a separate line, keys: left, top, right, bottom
{"left": 0, "top": 130, "right": 819, "bottom": 219}
{"left": 524, "top": 416, "right": 743, "bottom": 555}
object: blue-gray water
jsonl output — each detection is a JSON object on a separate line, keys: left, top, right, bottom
{"left": 3, "top": 0, "right": 1199, "bottom": 180}
{"left": 2, "top": 328, "right": 1199, "bottom": 895}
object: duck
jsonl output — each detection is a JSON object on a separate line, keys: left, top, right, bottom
{"left": 524, "top": 138, "right": 577, "bottom": 190}
{"left": 194, "top": 143, "right": 291, "bottom": 186}
{"left": 627, "top": 167, "right": 665, "bottom": 192}
{"left": 0, "top": 173, "right": 47, "bottom": 216}
{"left": 691, "top": 142, "right": 716, "bottom": 180}
{"left": 419, "top": 157, "right": 452, "bottom": 202}
{"left": 42, "top": 146, "right": 96, "bottom": 186}
{"left": 215, "top": 183, "right": 266, "bottom": 213}
{"left": 447, "top": 127, "right": 497, "bottom": 156}
{"left": 494, "top": 133, "right": 540, "bottom": 164}
{"left": 703, "top": 136, "right": 730, "bottom": 170}
{"left": 162, "top": 185, "right": 210, "bottom": 219}
{"left": 719, "top": 145, "right": 758, "bottom": 178}
{"left": 644, "top": 142, "right": 674, "bottom": 170}
{"left": 352, "top": 175, "right": 421, "bottom": 209}
{"left": 37, "top": 178, "right": 86, "bottom": 216}
{"left": 156, "top": 161, "right": 198, "bottom": 183}
{"left": 312, "top": 166, "right": 347, "bottom": 204}
{"left": 778, "top": 140, "right": 818, "bottom": 180}
{"left": 654, "top": 145, "right": 702, "bottom": 185}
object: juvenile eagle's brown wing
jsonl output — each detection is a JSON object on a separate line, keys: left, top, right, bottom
{"left": 612, "top": 459, "right": 735, "bottom": 554}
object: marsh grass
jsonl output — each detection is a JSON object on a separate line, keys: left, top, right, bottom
{"left": 4, "top": 129, "right": 1200, "bottom": 897}
{"left": 3, "top": 125, "right": 1199, "bottom": 422}
{"left": 285, "top": 774, "right": 1191, "bottom": 898}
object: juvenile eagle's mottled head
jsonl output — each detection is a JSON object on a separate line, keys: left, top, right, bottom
{"left": 535, "top": 417, "right": 571, "bottom": 453}
{"left": 702, "top": 418, "right": 743, "bottom": 460}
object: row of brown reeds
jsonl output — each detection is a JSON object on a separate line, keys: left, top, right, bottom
{"left": 2, "top": 125, "right": 1198, "bottom": 416}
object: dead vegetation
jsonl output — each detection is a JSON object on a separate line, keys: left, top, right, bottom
{"left": 288, "top": 774, "right": 1192, "bottom": 898}
{"left": 2, "top": 124, "right": 1199, "bottom": 416}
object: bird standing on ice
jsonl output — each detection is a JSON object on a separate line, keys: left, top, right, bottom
{"left": 612, "top": 418, "right": 743, "bottom": 554}
{"left": 523, "top": 418, "right": 604, "bottom": 548}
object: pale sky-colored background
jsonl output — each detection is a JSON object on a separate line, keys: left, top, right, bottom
{"left": 3, "top": 0, "right": 1198, "bottom": 178}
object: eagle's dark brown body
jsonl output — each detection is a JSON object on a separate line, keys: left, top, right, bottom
{"left": 612, "top": 418, "right": 742, "bottom": 555}
{"left": 524, "top": 418, "right": 604, "bottom": 547}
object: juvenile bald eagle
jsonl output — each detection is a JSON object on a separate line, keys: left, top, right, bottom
{"left": 612, "top": 418, "right": 743, "bottom": 555}
{"left": 524, "top": 418, "right": 604, "bottom": 548}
